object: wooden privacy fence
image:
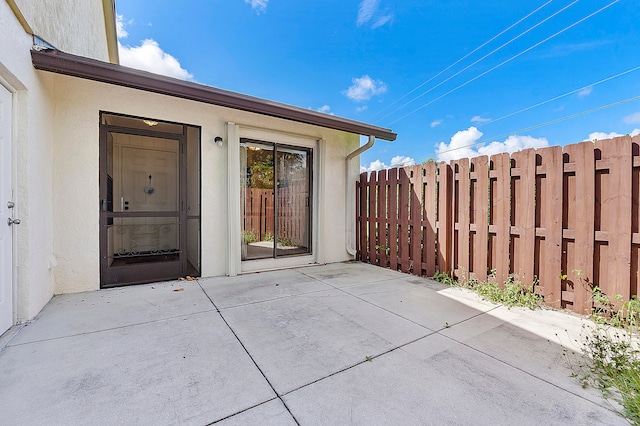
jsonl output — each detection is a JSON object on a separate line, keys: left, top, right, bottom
{"left": 356, "top": 135, "right": 640, "bottom": 314}
{"left": 243, "top": 184, "right": 308, "bottom": 244}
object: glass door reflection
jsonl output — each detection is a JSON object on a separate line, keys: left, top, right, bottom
{"left": 241, "top": 140, "right": 311, "bottom": 261}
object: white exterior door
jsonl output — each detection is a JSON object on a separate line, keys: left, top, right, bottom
{"left": 0, "top": 85, "right": 13, "bottom": 334}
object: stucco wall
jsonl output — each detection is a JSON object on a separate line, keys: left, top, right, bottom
{"left": 49, "top": 73, "right": 360, "bottom": 294}
{"left": 10, "top": 0, "right": 111, "bottom": 61}
{"left": 1, "top": 0, "right": 57, "bottom": 321}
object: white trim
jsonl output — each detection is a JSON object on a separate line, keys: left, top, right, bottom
{"left": 226, "top": 122, "right": 241, "bottom": 276}
{"left": 315, "top": 139, "right": 326, "bottom": 265}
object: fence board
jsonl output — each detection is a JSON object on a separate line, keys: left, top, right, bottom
{"left": 409, "top": 165, "right": 422, "bottom": 274}
{"left": 398, "top": 167, "right": 411, "bottom": 272}
{"left": 453, "top": 159, "right": 470, "bottom": 280}
{"left": 511, "top": 149, "right": 536, "bottom": 285}
{"left": 368, "top": 171, "right": 378, "bottom": 265}
{"left": 633, "top": 136, "right": 640, "bottom": 299}
{"left": 491, "top": 153, "right": 511, "bottom": 284}
{"left": 423, "top": 162, "right": 437, "bottom": 276}
{"left": 596, "top": 136, "right": 632, "bottom": 301}
{"left": 358, "top": 173, "right": 369, "bottom": 262}
{"left": 388, "top": 167, "right": 399, "bottom": 270}
{"left": 537, "top": 146, "right": 563, "bottom": 308}
{"left": 470, "top": 156, "right": 489, "bottom": 282}
{"left": 437, "top": 163, "right": 452, "bottom": 274}
{"left": 565, "top": 141, "right": 595, "bottom": 315}
{"left": 377, "top": 169, "right": 388, "bottom": 267}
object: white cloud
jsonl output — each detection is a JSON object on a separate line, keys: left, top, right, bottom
{"left": 431, "top": 119, "right": 443, "bottom": 128}
{"left": 477, "top": 135, "right": 549, "bottom": 157}
{"left": 360, "top": 155, "right": 415, "bottom": 173}
{"left": 437, "top": 126, "right": 549, "bottom": 162}
{"left": 577, "top": 86, "right": 593, "bottom": 98}
{"left": 118, "top": 39, "right": 194, "bottom": 81}
{"left": 317, "top": 105, "right": 331, "bottom": 113}
{"left": 357, "top": 0, "right": 379, "bottom": 25}
{"left": 360, "top": 159, "right": 386, "bottom": 173}
{"left": 372, "top": 14, "right": 393, "bottom": 29}
{"left": 357, "top": 0, "right": 393, "bottom": 28}
{"left": 245, "top": 0, "right": 268, "bottom": 14}
{"left": 343, "top": 75, "right": 387, "bottom": 102}
{"left": 116, "top": 14, "right": 128, "bottom": 39}
{"left": 390, "top": 155, "right": 416, "bottom": 167}
{"left": 586, "top": 129, "right": 640, "bottom": 141}
{"left": 356, "top": 105, "right": 368, "bottom": 112}
{"left": 623, "top": 112, "right": 640, "bottom": 124}
{"left": 471, "top": 115, "right": 491, "bottom": 124}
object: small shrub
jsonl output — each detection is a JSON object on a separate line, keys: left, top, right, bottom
{"left": 571, "top": 324, "right": 640, "bottom": 424}
{"left": 242, "top": 231, "right": 257, "bottom": 244}
{"left": 432, "top": 272, "right": 543, "bottom": 310}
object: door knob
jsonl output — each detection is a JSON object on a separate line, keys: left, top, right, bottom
{"left": 7, "top": 217, "right": 21, "bottom": 226}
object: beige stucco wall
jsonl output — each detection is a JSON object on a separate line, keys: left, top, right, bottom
{"left": 9, "top": 0, "right": 112, "bottom": 61}
{"left": 1, "top": 0, "right": 57, "bottom": 321}
{"left": 49, "top": 73, "right": 360, "bottom": 294}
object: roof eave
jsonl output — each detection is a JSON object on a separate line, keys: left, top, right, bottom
{"left": 31, "top": 50, "right": 397, "bottom": 141}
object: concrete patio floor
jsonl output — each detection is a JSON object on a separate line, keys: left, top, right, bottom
{"left": 0, "top": 262, "right": 628, "bottom": 425}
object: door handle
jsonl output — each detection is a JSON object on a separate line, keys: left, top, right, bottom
{"left": 7, "top": 217, "right": 21, "bottom": 226}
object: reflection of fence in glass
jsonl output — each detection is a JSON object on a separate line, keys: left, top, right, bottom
{"left": 244, "top": 182, "right": 308, "bottom": 248}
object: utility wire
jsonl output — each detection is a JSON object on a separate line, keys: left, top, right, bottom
{"left": 378, "top": 0, "right": 580, "bottom": 122}
{"left": 481, "top": 64, "right": 640, "bottom": 125}
{"left": 435, "top": 94, "right": 640, "bottom": 156}
{"left": 388, "top": 0, "right": 620, "bottom": 126}
{"left": 369, "top": 0, "right": 553, "bottom": 120}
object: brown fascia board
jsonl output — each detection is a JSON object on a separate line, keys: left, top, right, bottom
{"left": 31, "top": 50, "right": 397, "bottom": 141}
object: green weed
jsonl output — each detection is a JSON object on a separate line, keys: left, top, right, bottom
{"left": 432, "top": 272, "right": 543, "bottom": 310}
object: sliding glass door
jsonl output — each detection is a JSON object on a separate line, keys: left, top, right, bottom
{"left": 240, "top": 139, "right": 311, "bottom": 260}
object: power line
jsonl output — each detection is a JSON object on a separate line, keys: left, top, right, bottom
{"left": 388, "top": 0, "right": 620, "bottom": 126}
{"left": 436, "top": 94, "right": 640, "bottom": 156}
{"left": 368, "top": 0, "right": 553, "bottom": 120}
{"left": 484, "top": 64, "right": 640, "bottom": 126}
{"left": 378, "top": 0, "right": 581, "bottom": 122}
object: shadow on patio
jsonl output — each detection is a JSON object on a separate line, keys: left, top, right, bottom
{"left": 0, "top": 262, "right": 627, "bottom": 425}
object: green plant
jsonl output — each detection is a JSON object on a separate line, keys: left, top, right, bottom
{"left": 277, "top": 237, "right": 297, "bottom": 247}
{"left": 471, "top": 277, "right": 543, "bottom": 310}
{"left": 263, "top": 232, "right": 274, "bottom": 242}
{"left": 432, "top": 271, "right": 454, "bottom": 286}
{"left": 242, "top": 231, "right": 258, "bottom": 244}
{"left": 592, "top": 290, "right": 639, "bottom": 330}
{"left": 432, "top": 271, "right": 543, "bottom": 310}
{"left": 570, "top": 324, "right": 640, "bottom": 424}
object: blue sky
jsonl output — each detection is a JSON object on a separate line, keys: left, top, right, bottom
{"left": 115, "top": 0, "right": 640, "bottom": 171}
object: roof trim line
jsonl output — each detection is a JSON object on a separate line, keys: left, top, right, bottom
{"left": 31, "top": 50, "right": 396, "bottom": 141}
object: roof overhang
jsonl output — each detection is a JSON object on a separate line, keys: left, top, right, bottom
{"left": 31, "top": 50, "right": 397, "bottom": 141}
